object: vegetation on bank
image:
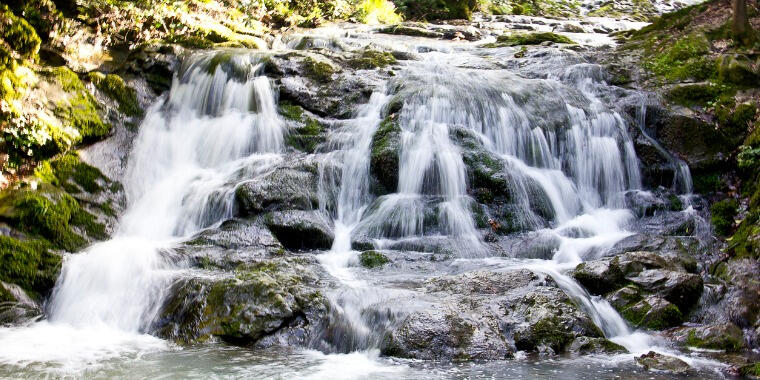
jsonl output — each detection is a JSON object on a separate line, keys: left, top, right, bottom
{"left": 618, "top": 0, "right": 760, "bottom": 260}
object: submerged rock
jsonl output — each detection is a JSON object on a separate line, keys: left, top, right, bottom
{"left": 382, "top": 270, "right": 605, "bottom": 360}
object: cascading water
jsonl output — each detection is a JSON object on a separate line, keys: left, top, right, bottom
{"left": 0, "top": 51, "right": 286, "bottom": 370}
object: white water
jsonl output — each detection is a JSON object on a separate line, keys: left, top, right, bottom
{"left": 0, "top": 52, "right": 286, "bottom": 371}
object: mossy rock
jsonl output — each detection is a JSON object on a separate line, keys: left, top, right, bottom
{"left": 35, "top": 152, "right": 110, "bottom": 194}
{"left": 0, "top": 186, "right": 106, "bottom": 251}
{"left": 44, "top": 67, "right": 111, "bottom": 143}
{"left": 718, "top": 54, "right": 760, "bottom": 86}
{"left": 683, "top": 324, "right": 745, "bottom": 352}
{"left": 286, "top": 118, "right": 325, "bottom": 153}
{"left": 359, "top": 250, "right": 389, "bottom": 268}
{"left": 0, "top": 5, "right": 41, "bottom": 60}
{"left": 87, "top": 72, "right": 142, "bottom": 117}
{"left": 370, "top": 116, "right": 401, "bottom": 194}
{"left": 303, "top": 56, "right": 337, "bottom": 83}
{"left": 710, "top": 198, "right": 738, "bottom": 236}
{"left": 348, "top": 49, "right": 397, "bottom": 70}
{"left": 0, "top": 236, "right": 61, "bottom": 300}
{"left": 484, "top": 32, "right": 575, "bottom": 48}
{"left": 740, "top": 363, "right": 760, "bottom": 378}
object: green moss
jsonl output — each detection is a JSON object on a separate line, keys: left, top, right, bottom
{"left": 44, "top": 67, "right": 111, "bottom": 143}
{"left": 685, "top": 329, "right": 743, "bottom": 352}
{"left": 8, "top": 190, "right": 85, "bottom": 251}
{"left": 530, "top": 317, "right": 572, "bottom": 351}
{"left": 359, "top": 250, "right": 389, "bottom": 268}
{"left": 0, "top": 236, "right": 60, "bottom": 299}
{"left": 711, "top": 198, "right": 738, "bottom": 236}
{"left": 642, "top": 303, "right": 682, "bottom": 330}
{"left": 87, "top": 72, "right": 142, "bottom": 117}
{"left": 642, "top": 34, "right": 714, "bottom": 82}
{"left": 0, "top": 6, "right": 41, "bottom": 60}
{"left": 348, "top": 49, "right": 397, "bottom": 70}
{"left": 36, "top": 152, "right": 108, "bottom": 193}
{"left": 370, "top": 116, "right": 401, "bottom": 194}
{"left": 279, "top": 101, "right": 304, "bottom": 121}
{"left": 286, "top": 118, "right": 325, "bottom": 153}
{"left": 303, "top": 57, "right": 336, "bottom": 83}
{"left": 484, "top": 32, "right": 575, "bottom": 48}
{"left": 668, "top": 194, "right": 683, "bottom": 211}
{"left": 692, "top": 172, "right": 722, "bottom": 194}
{"left": 665, "top": 82, "right": 729, "bottom": 107}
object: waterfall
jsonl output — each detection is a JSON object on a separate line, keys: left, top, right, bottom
{"left": 0, "top": 51, "right": 286, "bottom": 367}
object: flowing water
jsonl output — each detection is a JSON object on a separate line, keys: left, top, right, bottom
{"left": 0, "top": 22, "right": 727, "bottom": 379}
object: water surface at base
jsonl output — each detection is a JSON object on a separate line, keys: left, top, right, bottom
{"left": 0, "top": 345, "right": 725, "bottom": 379}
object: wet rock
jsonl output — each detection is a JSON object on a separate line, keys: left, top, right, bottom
{"left": 264, "top": 210, "right": 333, "bottom": 250}
{"left": 369, "top": 116, "right": 401, "bottom": 195}
{"left": 125, "top": 43, "right": 182, "bottom": 94}
{"left": 572, "top": 257, "right": 625, "bottom": 295}
{"left": 267, "top": 52, "right": 384, "bottom": 118}
{"left": 187, "top": 219, "right": 282, "bottom": 251}
{"left": 379, "top": 25, "right": 443, "bottom": 39}
{"left": 621, "top": 294, "right": 683, "bottom": 330}
{"left": 635, "top": 351, "right": 691, "bottom": 374}
{"left": 155, "top": 257, "right": 329, "bottom": 346}
{"left": 359, "top": 250, "right": 389, "bottom": 268}
{"left": 626, "top": 269, "right": 703, "bottom": 311}
{"left": 0, "top": 282, "right": 41, "bottom": 325}
{"left": 382, "top": 270, "right": 604, "bottom": 360}
{"left": 667, "top": 323, "right": 746, "bottom": 352}
{"left": 235, "top": 158, "right": 320, "bottom": 215}
{"left": 567, "top": 336, "right": 627, "bottom": 355}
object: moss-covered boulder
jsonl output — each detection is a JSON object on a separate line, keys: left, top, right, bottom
{"left": 370, "top": 116, "right": 401, "bottom": 195}
{"left": 667, "top": 323, "right": 745, "bottom": 352}
{"left": 635, "top": 351, "right": 691, "bottom": 374}
{"left": 0, "top": 236, "right": 61, "bottom": 300}
{"left": 567, "top": 336, "right": 627, "bottom": 355}
{"left": 87, "top": 72, "right": 142, "bottom": 117}
{"left": 359, "top": 250, "right": 389, "bottom": 268}
{"left": 484, "top": 32, "right": 575, "bottom": 48}
{"left": 155, "top": 257, "right": 329, "bottom": 345}
{"left": 347, "top": 49, "right": 397, "bottom": 70}
{"left": 280, "top": 103, "right": 326, "bottom": 153}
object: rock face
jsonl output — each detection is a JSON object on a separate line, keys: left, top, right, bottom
{"left": 382, "top": 270, "right": 616, "bottom": 359}
{"left": 235, "top": 157, "right": 320, "bottom": 215}
{"left": 573, "top": 251, "right": 703, "bottom": 330}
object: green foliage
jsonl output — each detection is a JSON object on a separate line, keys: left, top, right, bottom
{"left": 738, "top": 145, "right": 760, "bottom": 171}
{"left": 484, "top": 32, "right": 575, "bottom": 48}
{"left": 740, "top": 363, "right": 760, "bottom": 377}
{"left": 711, "top": 199, "right": 738, "bottom": 236}
{"left": 0, "top": 236, "right": 60, "bottom": 299}
{"left": 359, "top": 250, "right": 389, "bottom": 268}
{"left": 392, "top": 0, "right": 477, "bottom": 20}
{"left": 87, "top": 72, "right": 142, "bottom": 117}
{"left": 355, "top": 0, "right": 402, "bottom": 24}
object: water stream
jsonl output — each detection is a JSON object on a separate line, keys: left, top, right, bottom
{"left": 0, "top": 22, "right": 726, "bottom": 378}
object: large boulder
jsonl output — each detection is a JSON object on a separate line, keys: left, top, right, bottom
{"left": 235, "top": 158, "right": 320, "bottom": 215}
{"left": 154, "top": 257, "right": 329, "bottom": 346}
{"left": 572, "top": 257, "right": 625, "bottom": 295}
{"left": 382, "top": 270, "right": 610, "bottom": 360}
{"left": 263, "top": 210, "right": 334, "bottom": 250}
{"left": 666, "top": 323, "right": 746, "bottom": 352}
{"left": 369, "top": 116, "right": 401, "bottom": 195}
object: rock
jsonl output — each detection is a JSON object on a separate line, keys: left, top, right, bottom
{"left": 379, "top": 25, "right": 443, "bottom": 39}
{"left": 382, "top": 270, "right": 604, "bottom": 360}
{"left": 359, "top": 250, "right": 389, "bottom": 268}
{"left": 622, "top": 295, "right": 683, "bottom": 330}
{"left": 667, "top": 323, "right": 745, "bottom": 352}
{"left": 235, "top": 158, "right": 320, "bottom": 215}
{"left": 718, "top": 54, "right": 760, "bottom": 86}
{"left": 263, "top": 210, "right": 333, "bottom": 250}
{"left": 572, "top": 257, "right": 625, "bottom": 295}
{"left": 568, "top": 336, "right": 627, "bottom": 355}
{"left": 626, "top": 269, "right": 703, "bottom": 311}
{"left": 369, "top": 117, "right": 401, "bottom": 195}
{"left": 155, "top": 257, "right": 329, "bottom": 346}
{"left": 187, "top": 218, "right": 282, "bottom": 251}
{"left": 635, "top": 351, "right": 691, "bottom": 374}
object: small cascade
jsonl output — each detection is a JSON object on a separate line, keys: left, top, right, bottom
{"left": 0, "top": 51, "right": 287, "bottom": 366}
